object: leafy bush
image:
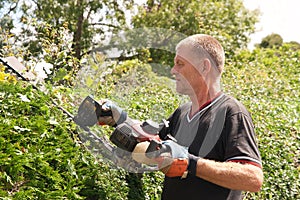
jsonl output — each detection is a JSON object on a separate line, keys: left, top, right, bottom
{"left": 224, "top": 44, "right": 299, "bottom": 199}
{"left": 0, "top": 65, "right": 16, "bottom": 83}
{"left": 0, "top": 82, "right": 130, "bottom": 199}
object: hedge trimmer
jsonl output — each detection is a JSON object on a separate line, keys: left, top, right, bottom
{"left": 0, "top": 56, "right": 168, "bottom": 173}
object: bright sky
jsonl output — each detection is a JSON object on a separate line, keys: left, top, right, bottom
{"left": 243, "top": 0, "right": 300, "bottom": 48}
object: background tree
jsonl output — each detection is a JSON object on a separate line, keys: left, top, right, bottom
{"left": 19, "top": 0, "right": 134, "bottom": 60}
{"left": 0, "top": 0, "right": 134, "bottom": 85}
{"left": 286, "top": 41, "right": 300, "bottom": 51}
{"left": 131, "top": 0, "right": 260, "bottom": 66}
{"left": 0, "top": 0, "right": 17, "bottom": 54}
{"left": 258, "top": 33, "right": 283, "bottom": 48}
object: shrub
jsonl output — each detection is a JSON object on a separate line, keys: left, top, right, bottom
{"left": 0, "top": 82, "right": 129, "bottom": 199}
{"left": 223, "top": 45, "right": 299, "bottom": 199}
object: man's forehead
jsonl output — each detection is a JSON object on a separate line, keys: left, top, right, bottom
{"left": 176, "top": 47, "right": 199, "bottom": 66}
{"left": 174, "top": 54, "right": 186, "bottom": 62}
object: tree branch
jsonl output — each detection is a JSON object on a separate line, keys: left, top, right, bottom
{"left": 3, "top": 0, "right": 20, "bottom": 16}
{"left": 89, "top": 22, "right": 119, "bottom": 29}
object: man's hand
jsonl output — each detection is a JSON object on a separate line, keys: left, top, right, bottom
{"left": 132, "top": 141, "right": 156, "bottom": 165}
{"left": 97, "top": 100, "right": 127, "bottom": 126}
{"left": 132, "top": 140, "right": 199, "bottom": 178}
{"left": 159, "top": 140, "right": 189, "bottom": 178}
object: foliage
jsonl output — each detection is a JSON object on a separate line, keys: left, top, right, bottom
{"left": 258, "top": 33, "right": 283, "bottom": 49}
{"left": 0, "top": 24, "right": 19, "bottom": 58}
{"left": 0, "top": 82, "right": 131, "bottom": 199}
{"left": 0, "top": 0, "right": 135, "bottom": 86}
{"left": 223, "top": 43, "right": 299, "bottom": 199}
{"left": 16, "top": 0, "right": 134, "bottom": 59}
{"left": 0, "top": 1, "right": 14, "bottom": 37}
{"left": 132, "top": 0, "right": 259, "bottom": 65}
{"left": 34, "top": 21, "right": 81, "bottom": 85}
{"left": 0, "top": 29, "right": 23, "bottom": 84}
{"left": 0, "top": 19, "right": 14, "bottom": 50}
{"left": 0, "top": 65, "right": 16, "bottom": 83}
{"left": 76, "top": 58, "right": 186, "bottom": 121}
{"left": 0, "top": 20, "right": 80, "bottom": 86}
{"left": 286, "top": 41, "right": 300, "bottom": 51}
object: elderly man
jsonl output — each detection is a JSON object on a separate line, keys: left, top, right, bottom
{"left": 100, "top": 34, "right": 263, "bottom": 199}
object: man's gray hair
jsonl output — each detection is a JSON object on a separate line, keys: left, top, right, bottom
{"left": 176, "top": 34, "right": 225, "bottom": 73}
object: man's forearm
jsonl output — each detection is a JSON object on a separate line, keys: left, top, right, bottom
{"left": 195, "top": 158, "right": 263, "bottom": 192}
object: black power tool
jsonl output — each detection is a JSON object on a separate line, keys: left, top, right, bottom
{"left": 73, "top": 95, "right": 164, "bottom": 153}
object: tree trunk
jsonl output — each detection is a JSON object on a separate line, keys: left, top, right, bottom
{"left": 73, "top": 0, "right": 84, "bottom": 59}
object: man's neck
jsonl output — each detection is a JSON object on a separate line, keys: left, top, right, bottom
{"left": 189, "top": 88, "right": 221, "bottom": 117}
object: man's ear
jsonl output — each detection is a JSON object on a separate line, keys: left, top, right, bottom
{"left": 202, "top": 59, "right": 211, "bottom": 74}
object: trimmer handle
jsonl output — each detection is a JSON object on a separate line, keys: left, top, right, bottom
{"left": 145, "top": 140, "right": 170, "bottom": 159}
{"left": 73, "top": 96, "right": 112, "bottom": 128}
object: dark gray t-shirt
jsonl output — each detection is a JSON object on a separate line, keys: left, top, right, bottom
{"left": 159, "top": 93, "right": 261, "bottom": 200}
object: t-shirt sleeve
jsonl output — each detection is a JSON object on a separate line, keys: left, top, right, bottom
{"left": 224, "top": 112, "right": 262, "bottom": 168}
{"left": 159, "top": 111, "right": 176, "bottom": 140}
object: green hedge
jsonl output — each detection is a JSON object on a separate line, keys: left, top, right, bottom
{"left": 223, "top": 45, "right": 299, "bottom": 199}
{"left": 0, "top": 83, "right": 130, "bottom": 199}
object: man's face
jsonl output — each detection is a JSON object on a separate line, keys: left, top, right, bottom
{"left": 171, "top": 48, "right": 206, "bottom": 96}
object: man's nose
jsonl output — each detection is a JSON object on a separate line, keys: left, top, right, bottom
{"left": 170, "top": 65, "right": 177, "bottom": 75}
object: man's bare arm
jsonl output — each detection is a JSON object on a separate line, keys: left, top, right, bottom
{"left": 196, "top": 158, "right": 263, "bottom": 192}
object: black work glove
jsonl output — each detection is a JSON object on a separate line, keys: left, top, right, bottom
{"left": 98, "top": 100, "right": 127, "bottom": 126}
